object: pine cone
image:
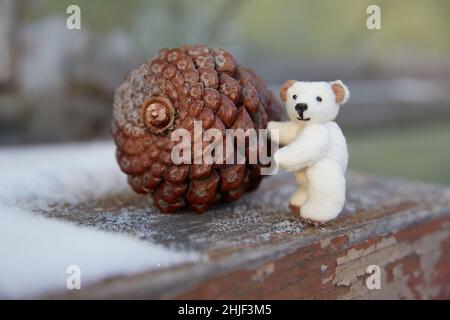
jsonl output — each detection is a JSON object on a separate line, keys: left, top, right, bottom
{"left": 112, "top": 45, "right": 281, "bottom": 213}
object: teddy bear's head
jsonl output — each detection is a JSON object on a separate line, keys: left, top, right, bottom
{"left": 279, "top": 80, "right": 349, "bottom": 124}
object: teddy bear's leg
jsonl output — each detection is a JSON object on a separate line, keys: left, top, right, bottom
{"left": 289, "top": 170, "right": 309, "bottom": 212}
{"left": 300, "top": 159, "right": 345, "bottom": 223}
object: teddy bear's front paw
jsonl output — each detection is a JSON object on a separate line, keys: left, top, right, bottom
{"left": 273, "top": 149, "right": 287, "bottom": 169}
{"left": 300, "top": 201, "right": 340, "bottom": 224}
{"left": 266, "top": 121, "right": 279, "bottom": 141}
{"left": 274, "top": 149, "right": 303, "bottom": 171}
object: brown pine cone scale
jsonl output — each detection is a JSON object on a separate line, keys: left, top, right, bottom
{"left": 112, "top": 45, "right": 281, "bottom": 214}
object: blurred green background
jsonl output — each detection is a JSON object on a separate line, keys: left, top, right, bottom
{"left": 27, "top": 0, "right": 450, "bottom": 59}
{"left": 1, "top": 0, "right": 449, "bottom": 185}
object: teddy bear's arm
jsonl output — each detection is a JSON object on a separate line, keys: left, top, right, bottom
{"left": 267, "top": 121, "right": 301, "bottom": 146}
{"left": 275, "top": 124, "right": 330, "bottom": 171}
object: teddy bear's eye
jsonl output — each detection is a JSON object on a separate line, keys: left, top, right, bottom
{"left": 293, "top": 95, "right": 297, "bottom": 100}
{"left": 316, "top": 96, "right": 322, "bottom": 102}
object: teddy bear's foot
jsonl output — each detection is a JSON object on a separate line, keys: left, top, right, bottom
{"left": 300, "top": 201, "right": 341, "bottom": 224}
{"left": 289, "top": 189, "right": 308, "bottom": 208}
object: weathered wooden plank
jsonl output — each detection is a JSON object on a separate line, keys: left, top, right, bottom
{"left": 41, "top": 172, "right": 450, "bottom": 299}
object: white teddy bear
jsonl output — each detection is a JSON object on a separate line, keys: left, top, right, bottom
{"left": 267, "top": 80, "right": 350, "bottom": 225}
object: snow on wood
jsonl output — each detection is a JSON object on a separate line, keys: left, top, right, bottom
{"left": 0, "top": 141, "right": 201, "bottom": 299}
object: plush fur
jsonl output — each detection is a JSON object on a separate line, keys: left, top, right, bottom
{"left": 268, "top": 80, "right": 349, "bottom": 224}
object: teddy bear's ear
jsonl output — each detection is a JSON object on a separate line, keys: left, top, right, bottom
{"left": 279, "top": 80, "right": 297, "bottom": 102}
{"left": 330, "top": 80, "right": 350, "bottom": 104}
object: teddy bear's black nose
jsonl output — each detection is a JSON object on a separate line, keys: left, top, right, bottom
{"left": 295, "top": 103, "right": 308, "bottom": 112}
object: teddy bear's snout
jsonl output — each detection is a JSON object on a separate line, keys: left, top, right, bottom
{"left": 295, "top": 103, "right": 308, "bottom": 112}
{"left": 294, "top": 103, "right": 310, "bottom": 121}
